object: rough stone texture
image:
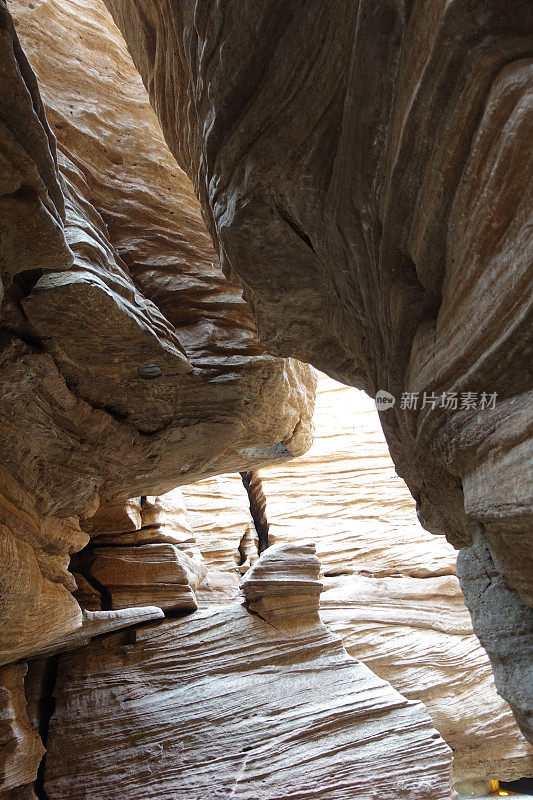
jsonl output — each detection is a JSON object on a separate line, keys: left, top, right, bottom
{"left": 82, "top": 544, "right": 201, "bottom": 612}
{"left": 457, "top": 531, "right": 533, "bottom": 747}
{"left": 261, "top": 377, "right": 457, "bottom": 579}
{"left": 0, "top": 0, "right": 72, "bottom": 299}
{"left": 81, "top": 500, "right": 143, "bottom": 538}
{"left": 24, "top": 607, "right": 165, "bottom": 662}
{"left": 71, "top": 573, "right": 102, "bottom": 612}
{"left": 196, "top": 377, "right": 532, "bottom": 784}
{"left": 103, "top": 0, "right": 533, "bottom": 736}
{"left": 0, "top": 664, "right": 44, "bottom": 793}
{"left": 73, "top": 494, "right": 207, "bottom": 613}
{"left": 181, "top": 473, "right": 259, "bottom": 605}
{"left": 0, "top": 0, "right": 314, "bottom": 665}
{"left": 0, "top": 508, "right": 86, "bottom": 667}
{"left": 43, "top": 544, "right": 455, "bottom": 800}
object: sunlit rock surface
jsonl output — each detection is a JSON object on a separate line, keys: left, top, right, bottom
{"left": 188, "top": 377, "right": 532, "bottom": 784}
{"left": 182, "top": 473, "right": 259, "bottom": 604}
{"left": 103, "top": 0, "right": 533, "bottom": 735}
{"left": 43, "top": 544, "right": 455, "bottom": 800}
{"left": 0, "top": 0, "right": 314, "bottom": 665}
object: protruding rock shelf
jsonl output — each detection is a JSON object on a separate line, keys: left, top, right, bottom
{"left": 43, "top": 544, "right": 455, "bottom": 800}
{"left": 0, "top": 0, "right": 315, "bottom": 669}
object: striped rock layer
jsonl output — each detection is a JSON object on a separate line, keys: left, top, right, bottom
{"left": 43, "top": 544, "right": 456, "bottom": 800}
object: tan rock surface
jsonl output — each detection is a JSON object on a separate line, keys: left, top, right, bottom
{"left": 179, "top": 377, "right": 530, "bottom": 782}
{"left": 43, "top": 544, "right": 455, "bottom": 800}
{"left": 0, "top": 664, "right": 44, "bottom": 793}
{"left": 82, "top": 500, "right": 143, "bottom": 538}
{"left": 0, "top": 0, "right": 72, "bottom": 297}
{"left": 181, "top": 473, "right": 259, "bottom": 604}
{"left": 259, "top": 377, "right": 532, "bottom": 784}
{"left": 0, "top": 508, "right": 85, "bottom": 667}
{"left": 103, "top": 0, "right": 533, "bottom": 734}
{"left": 10, "top": 0, "right": 315, "bottom": 486}
{"left": 23, "top": 606, "right": 165, "bottom": 661}
{"left": 0, "top": 0, "right": 314, "bottom": 664}
{"left": 83, "top": 544, "right": 201, "bottom": 612}
{"left": 261, "top": 378, "right": 457, "bottom": 579}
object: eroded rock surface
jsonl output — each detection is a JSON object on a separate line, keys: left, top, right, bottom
{"left": 185, "top": 377, "right": 533, "bottom": 784}
{"left": 457, "top": 531, "right": 533, "bottom": 745}
{"left": 182, "top": 473, "right": 259, "bottom": 604}
{"left": 0, "top": 664, "right": 44, "bottom": 793}
{"left": 103, "top": 0, "right": 533, "bottom": 736}
{"left": 0, "top": 0, "right": 314, "bottom": 665}
{"left": 43, "top": 544, "right": 455, "bottom": 800}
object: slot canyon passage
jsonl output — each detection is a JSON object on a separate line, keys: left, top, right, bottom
{"left": 0, "top": 0, "right": 532, "bottom": 796}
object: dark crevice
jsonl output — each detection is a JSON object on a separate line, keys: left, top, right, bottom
{"left": 501, "top": 778, "right": 533, "bottom": 793}
{"left": 27, "top": 654, "right": 60, "bottom": 800}
{"left": 12, "top": 268, "right": 44, "bottom": 297}
{"left": 70, "top": 548, "right": 112, "bottom": 610}
{"left": 237, "top": 530, "right": 248, "bottom": 567}
{"left": 243, "top": 602, "right": 284, "bottom": 636}
{"left": 79, "top": 570, "right": 111, "bottom": 611}
{"left": 323, "top": 570, "right": 352, "bottom": 577}
{"left": 102, "top": 404, "right": 130, "bottom": 422}
{"left": 240, "top": 470, "right": 270, "bottom": 554}
{"left": 274, "top": 203, "right": 316, "bottom": 253}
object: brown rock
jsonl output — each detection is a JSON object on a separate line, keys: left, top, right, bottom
{"left": 241, "top": 541, "right": 323, "bottom": 628}
{"left": 83, "top": 545, "right": 201, "bottom": 612}
{"left": 176, "top": 377, "right": 533, "bottom": 784}
{"left": 81, "top": 500, "right": 142, "bottom": 538}
{"left": 102, "top": 0, "right": 533, "bottom": 737}
{"left": 71, "top": 573, "right": 102, "bottom": 612}
{"left": 181, "top": 473, "right": 259, "bottom": 604}
{"left": 137, "top": 492, "right": 196, "bottom": 547}
{"left": 23, "top": 607, "right": 165, "bottom": 661}
{"left": 0, "top": 0, "right": 314, "bottom": 665}
{"left": 0, "top": 664, "right": 44, "bottom": 793}
{"left": 0, "top": 512, "right": 85, "bottom": 668}
{"left": 0, "top": 0, "right": 72, "bottom": 296}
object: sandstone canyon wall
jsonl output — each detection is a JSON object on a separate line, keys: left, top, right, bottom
{"left": 0, "top": 0, "right": 315, "bottom": 667}
{"left": 0, "top": 0, "right": 531, "bottom": 796}
{"left": 103, "top": 0, "right": 533, "bottom": 738}
{"left": 169, "top": 376, "right": 533, "bottom": 788}
{"left": 40, "top": 544, "right": 456, "bottom": 800}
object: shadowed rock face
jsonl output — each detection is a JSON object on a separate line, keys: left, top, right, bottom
{"left": 0, "top": 663, "right": 45, "bottom": 792}
{"left": 0, "top": 0, "right": 315, "bottom": 665}
{"left": 102, "top": 0, "right": 533, "bottom": 737}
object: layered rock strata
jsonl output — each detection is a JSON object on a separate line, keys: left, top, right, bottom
{"left": 73, "top": 492, "right": 207, "bottom": 612}
{"left": 42, "top": 543, "right": 456, "bottom": 800}
{"left": 181, "top": 473, "right": 259, "bottom": 604}
{"left": 0, "top": 664, "right": 44, "bottom": 794}
{"left": 0, "top": 0, "right": 314, "bottom": 665}
{"left": 182, "top": 377, "right": 532, "bottom": 785}
{"left": 261, "top": 378, "right": 533, "bottom": 785}
{"left": 103, "top": 0, "right": 533, "bottom": 737}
